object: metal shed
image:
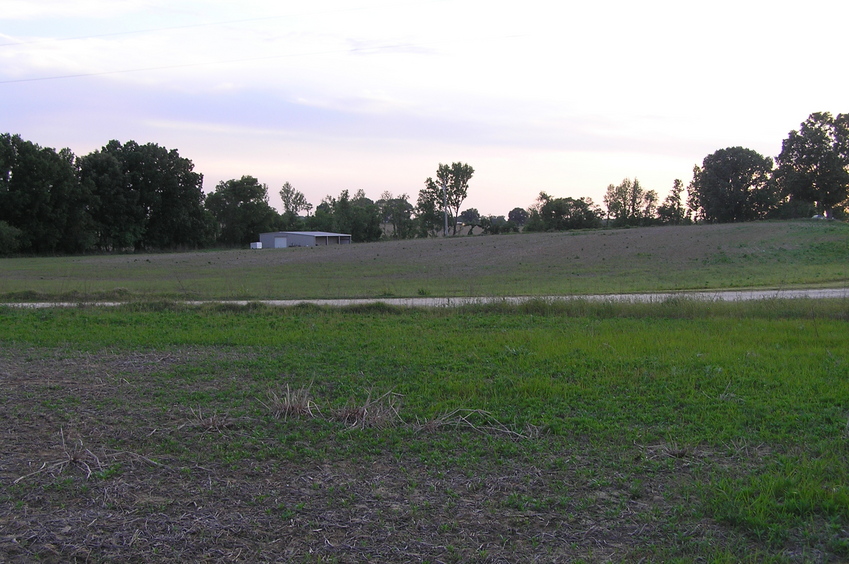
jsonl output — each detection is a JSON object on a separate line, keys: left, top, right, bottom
{"left": 258, "top": 231, "right": 352, "bottom": 249}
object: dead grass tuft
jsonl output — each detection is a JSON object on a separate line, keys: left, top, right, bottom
{"left": 258, "top": 383, "right": 320, "bottom": 420}
{"left": 179, "top": 406, "right": 233, "bottom": 433}
{"left": 333, "top": 390, "right": 404, "bottom": 430}
{"left": 14, "top": 428, "right": 161, "bottom": 483}
{"left": 414, "top": 409, "right": 536, "bottom": 440}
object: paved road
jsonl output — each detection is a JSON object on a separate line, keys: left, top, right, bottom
{"left": 5, "top": 288, "right": 849, "bottom": 308}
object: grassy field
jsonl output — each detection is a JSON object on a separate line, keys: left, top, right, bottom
{"left": 1, "top": 220, "right": 848, "bottom": 301}
{"left": 2, "top": 221, "right": 848, "bottom": 561}
{"left": 2, "top": 299, "right": 849, "bottom": 562}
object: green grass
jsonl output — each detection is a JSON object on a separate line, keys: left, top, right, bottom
{"left": 2, "top": 300, "right": 849, "bottom": 560}
{"left": 1, "top": 220, "right": 848, "bottom": 300}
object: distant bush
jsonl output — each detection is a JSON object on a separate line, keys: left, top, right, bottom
{"left": 0, "top": 221, "right": 22, "bottom": 255}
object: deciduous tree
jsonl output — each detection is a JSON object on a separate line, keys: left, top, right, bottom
{"left": 603, "top": 178, "right": 658, "bottom": 227}
{"left": 206, "top": 176, "right": 280, "bottom": 246}
{"left": 422, "top": 162, "right": 474, "bottom": 235}
{"left": 525, "top": 192, "right": 601, "bottom": 231}
{"left": 377, "top": 192, "right": 415, "bottom": 239}
{"left": 775, "top": 112, "right": 849, "bottom": 217}
{"left": 507, "top": 207, "right": 529, "bottom": 227}
{"left": 688, "top": 147, "right": 776, "bottom": 223}
{"left": 279, "top": 181, "right": 310, "bottom": 230}
{"left": 656, "top": 179, "right": 690, "bottom": 225}
{"left": 80, "top": 140, "right": 211, "bottom": 250}
{"left": 0, "top": 134, "right": 94, "bottom": 253}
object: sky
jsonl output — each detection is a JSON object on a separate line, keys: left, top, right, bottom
{"left": 2, "top": 0, "right": 848, "bottom": 216}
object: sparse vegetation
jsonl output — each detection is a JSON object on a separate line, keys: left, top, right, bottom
{"left": 1, "top": 300, "right": 848, "bottom": 561}
{"left": 1, "top": 220, "right": 848, "bottom": 301}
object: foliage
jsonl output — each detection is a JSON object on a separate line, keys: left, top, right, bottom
{"left": 525, "top": 192, "right": 601, "bottom": 231}
{"left": 603, "top": 178, "right": 658, "bottom": 226}
{"left": 420, "top": 162, "right": 474, "bottom": 236}
{"left": 2, "top": 301, "right": 849, "bottom": 559}
{"left": 205, "top": 176, "right": 281, "bottom": 246}
{"left": 279, "top": 181, "right": 310, "bottom": 230}
{"left": 79, "top": 140, "right": 212, "bottom": 250}
{"left": 656, "top": 179, "right": 690, "bottom": 225}
{"left": 478, "top": 214, "right": 515, "bottom": 235}
{"left": 310, "top": 189, "right": 382, "bottom": 242}
{"left": 0, "top": 220, "right": 22, "bottom": 255}
{"left": 458, "top": 208, "right": 480, "bottom": 230}
{"left": 775, "top": 111, "right": 849, "bottom": 217}
{"left": 688, "top": 147, "right": 776, "bottom": 223}
{"left": 507, "top": 207, "right": 529, "bottom": 227}
{"left": 0, "top": 134, "right": 95, "bottom": 253}
{"left": 414, "top": 181, "right": 442, "bottom": 237}
{"left": 377, "top": 192, "right": 416, "bottom": 239}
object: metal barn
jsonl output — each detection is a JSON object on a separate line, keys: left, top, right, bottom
{"left": 258, "top": 231, "right": 352, "bottom": 249}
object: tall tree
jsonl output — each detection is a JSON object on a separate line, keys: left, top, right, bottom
{"left": 508, "top": 207, "right": 529, "bottom": 227}
{"left": 0, "top": 134, "right": 94, "bottom": 254}
{"left": 80, "top": 140, "right": 211, "bottom": 250}
{"left": 422, "top": 162, "right": 474, "bottom": 235}
{"left": 310, "top": 189, "right": 382, "bottom": 242}
{"left": 656, "top": 179, "right": 690, "bottom": 225}
{"left": 279, "top": 181, "right": 310, "bottom": 230}
{"left": 206, "top": 176, "right": 280, "bottom": 246}
{"left": 377, "top": 191, "right": 415, "bottom": 239}
{"left": 688, "top": 147, "right": 776, "bottom": 223}
{"left": 775, "top": 112, "right": 849, "bottom": 217}
{"left": 78, "top": 146, "right": 142, "bottom": 250}
{"left": 415, "top": 181, "right": 443, "bottom": 237}
{"left": 603, "top": 178, "right": 658, "bottom": 227}
{"left": 527, "top": 192, "right": 600, "bottom": 231}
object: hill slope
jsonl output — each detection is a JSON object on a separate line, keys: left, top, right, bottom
{"left": 2, "top": 221, "right": 848, "bottom": 300}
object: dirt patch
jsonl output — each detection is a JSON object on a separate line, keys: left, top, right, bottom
{"left": 0, "top": 347, "right": 778, "bottom": 562}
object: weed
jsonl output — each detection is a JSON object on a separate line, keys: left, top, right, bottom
{"left": 259, "top": 383, "right": 320, "bottom": 420}
{"left": 334, "top": 390, "right": 404, "bottom": 430}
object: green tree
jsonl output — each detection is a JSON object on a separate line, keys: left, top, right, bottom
{"left": 377, "top": 191, "right": 415, "bottom": 239}
{"left": 775, "top": 112, "right": 849, "bottom": 217}
{"left": 527, "top": 192, "right": 600, "bottom": 231}
{"left": 312, "top": 189, "right": 382, "bottom": 242}
{"left": 80, "top": 140, "right": 211, "bottom": 250}
{"left": 459, "top": 208, "right": 481, "bottom": 234}
{"left": 422, "top": 162, "right": 474, "bottom": 235}
{"left": 205, "top": 176, "right": 281, "bottom": 246}
{"left": 656, "top": 179, "right": 690, "bottom": 225}
{"left": 603, "top": 178, "right": 658, "bottom": 227}
{"left": 78, "top": 147, "right": 142, "bottom": 250}
{"left": 0, "top": 133, "right": 95, "bottom": 254}
{"left": 688, "top": 147, "right": 776, "bottom": 223}
{"left": 508, "top": 207, "right": 529, "bottom": 227}
{"left": 415, "top": 182, "right": 443, "bottom": 237}
{"left": 0, "top": 220, "right": 22, "bottom": 255}
{"left": 279, "top": 181, "right": 310, "bottom": 229}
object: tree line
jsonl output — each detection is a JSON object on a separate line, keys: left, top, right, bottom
{"left": 507, "top": 111, "right": 848, "bottom": 232}
{"left": 1, "top": 112, "right": 846, "bottom": 255}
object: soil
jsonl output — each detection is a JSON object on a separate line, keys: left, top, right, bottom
{"left": 0, "top": 347, "right": 767, "bottom": 563}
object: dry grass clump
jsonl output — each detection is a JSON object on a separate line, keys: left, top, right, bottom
{"left": 179, "top": 406, "right": 234, "bottom": 433}
{"left": 258, "top": 384, "right": 320, "bottom": 420}
{"left": 332, "top": 390, "right": 404, "bottom": 430}
{"left": 14, "top": 428, "right": 160, "bottom": 484}
{"left": 414, "top": 409, "right": 538, "bottom": 439}
{"left": 256, "top": 385, "right": 538, "bottom": 438}
{"left": 14, "top": 428, "right": 104, "bottom": 483}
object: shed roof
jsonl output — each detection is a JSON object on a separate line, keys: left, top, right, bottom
{"left": 263, "top": 231, "right": 351, "bottom": 237}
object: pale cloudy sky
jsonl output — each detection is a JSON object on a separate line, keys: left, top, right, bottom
{"left": 2, "top": 0, "right": 847, "bottom": 215}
